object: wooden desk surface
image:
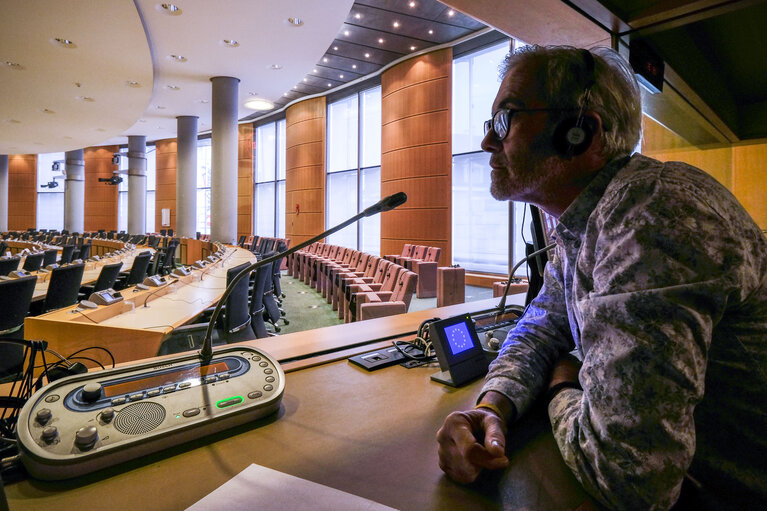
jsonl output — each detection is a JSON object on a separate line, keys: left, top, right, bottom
{"left": 5, "top": 357, "right": 592, "bottom": 511}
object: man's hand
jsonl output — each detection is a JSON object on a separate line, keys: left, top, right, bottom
{"left": 437, "top": 407, "right": 509, "bottom": 484}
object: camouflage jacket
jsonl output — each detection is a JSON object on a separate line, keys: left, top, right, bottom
{"left": 481, "top": 154, "right": 767, "bottom": 510}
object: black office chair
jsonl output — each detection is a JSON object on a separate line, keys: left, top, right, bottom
{"left": 59, "top": 244, "right": 75, "bottom": 265}
{"left": 158, "top": 263, "right": 255, "bottom": 355}
{"left": 79, "top": 261, "right": 123, "bottom": 299}
{"left": 0, "top": 256, "right": 21, "bottom": 276}
{"left": 249, "top": 261, "right": 272, "bottom": 339}
{"left": 42, "top": 249, "right": 58, "bottom": 267}
{"left": 114, "top": 251, "right": 152, "bottom": 290}
{"left": 237, "top": 235, "right": 246, "bottom": 247}
{"left": 22, "top": 252, "right": 44, "bottom": 272}
{"left": 159, "top": 240, "right": 179, "bottom": 275}
{"left": 0, "top": 240, "right": 8, "bottom": 256}
{"left": 37, "top": 263, "right": 85, "bottom": 313}
{"left": 76, "top": 243, "right": 91, "bottom": 261}
{"left": 0, "top": 275, "right": 37, "bottom": 339}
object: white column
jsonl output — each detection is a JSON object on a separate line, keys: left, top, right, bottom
{"left": 176, "top": 116, "right": 198, "bottom": 238}
{"left": 210, "top": 76, "right": 239, "bottom": 244}
{"left": 64, "top": 149, "right": 85, "bottom": 233}
{"left": 0, "top": 155, "right": 8, "bottom": 232}
{"left": 128, "top": 135, "right": 147, "bottom": 235}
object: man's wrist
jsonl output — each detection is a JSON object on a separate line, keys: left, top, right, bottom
{"left": 545, "top": 381, "right": 582, "bottom": 406}
{"left": 475, "top": 390, "right": 516, "bottom": 423}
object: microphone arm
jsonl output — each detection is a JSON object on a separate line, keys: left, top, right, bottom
{"left": 199, "top": 192, "right": 408, "bottom": 364}
{"left": 495, "top": 242, "right": 556, "bottom": 319}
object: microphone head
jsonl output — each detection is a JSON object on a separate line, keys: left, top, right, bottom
{"left": 363, "top": 192, "right": 407, "bottom": 216}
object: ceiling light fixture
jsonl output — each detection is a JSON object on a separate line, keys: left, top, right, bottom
{"left": 409, "top": 1, "right": 416, "bottom": 6}
{"left": 167, "top": 54, "right": 187, "bottom": 62}
{"left": 327, "top": 83, "right": 331, "bottom": 87}
{"left": 126, "top": 80, "right": 141, "bottom": 87}
{"left": 198, "top": 99, "right": 209, "bottom": 104}
{"left": 393, "top": 21, "right": 400, "bottom": 28}
{"left": 313, "top": 68, "right": 318, "bottom": 73}
{"left": 156, "top": 106, "right": 166, "bottom": 110}
{"left": 448, "top": 9, "right": 455, "bottom": 16}
{"left": 222, "top": 39, "right": 240, "bottom": 48}
{"left": 364, "top": 53, "right": 370, "bottom": 58}
{"left": 378, "top": 38, "right": 384, "bottom": 44}
{"left": 344, "top": 30, "right": 350, "bottom": 36}
{"left": 355, "top": 13, "right": 361, "bottom": 19}
{"left": 159, "top": 3, "right": 182, "bottom": 15}
{"left": 165, "top": 85, "right": 180, "bottom": 91}
{"left": 4, "top": 61, "right": 24, "bottom": 70}
{"left": 41, "top": 109, "right": 55, "bottom": 114}
{"left": 287, "top": 17, "right": 303, "bottom": 27}
{"left": 428, "top": 29, "right": 434, "bottom": 35}
{"left": 323, "top": 57, "right": 328, "bottom": 63}
{"left": 333, "top": 46, "right": 338, "bottom": 51}
{"left": 75, "top": 96, "right": 95, "bottom": 102}
{"left": 52, "top": 37, "right": 76, "bottom": 48}
{"left": 410, "top": 46, "right": 416, "bottom": 51}
{"left": 339, "top": 74, "right": 344, "bottom": 78}
{"left": 303, "top": 78, "right": 307, "bottom": 82}
{"left": 352, "top": 64, "right": 357, "bottom": 69}
{"left": 244, "top": 98, "right": 274, "bottom": 111}
{"left": 270, "top": 64, "right": 283, "bottom": 70}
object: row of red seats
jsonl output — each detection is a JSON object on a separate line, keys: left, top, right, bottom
{"left": 288, "top": 243, "right": 418, "bottom": 322}
{"left": 384, "top": 244, "right": 441, "bottom": 298}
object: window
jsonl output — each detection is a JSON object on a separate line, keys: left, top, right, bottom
{"left": 37, "top": 152, "right": 65, "bottom": 231}
{"left": 451, "top": 39, "right": 531, "bottom": 276}
{"left": 117, "top": 146, "right": 156, "bottom": 234}
{"left": 326, "top": 86, "right": 381, "bottom": 253}
{"left": 197, "top": 138, "right": 212, "bottom": 235}
{"left": 253, "top": 119, "right": 286, "bottom": 237}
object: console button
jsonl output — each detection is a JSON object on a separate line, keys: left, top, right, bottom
{"left": 36, "top": 408, "right": 52, "bottom": 425}
{"left": 101, "top": 407, "right": 115, "bottom": 422}
{"left": 75, "top": 426, "right": 98, "bottom": 450}
{"left": 204, "top": 375, "right": 217, "bottom": 384}
{"left": 182, "top": 408, "right": 200, "bottom": 418}
{"left": 162, "top": 386, "right": 175, "bottom": 394}
{"left": 146, "top": 389, "right": 161, "bottom": 397}
{"left": 263, "top": 384, "right": 273, "bottom": 392}
{"left": 41, "top": 426, "right": 58, "bottom": 443}
{"left": 217, "top": 397, "right": 243, "bottom": 408}
{"left": 129, "top": 393, "right": 143, "bottom": 401}
{"left": 263, "top": 368, "right": 273, "bottom": 375}
{"left": 44, "top": 395, "right": 60, "bottom": 403}
{"left": 258, "top": 361, "right": 268, "bottom": 368}
{"left": 248, "top": 391, "right": 263, "bottom": 399}
{"left": 81, "top": 383, "right": 102, "bottom": 402}
{"left": 111, "top": 397, "right": 126, "bottom": 406}
{"left": 178, "top": 382, "right": 192, "bottom": 389}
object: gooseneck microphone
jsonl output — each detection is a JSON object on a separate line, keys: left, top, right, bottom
{"left": 199, "top": 192, "right": 408, "bottom": 364}
{"left": 495, "top": 242, "right": 556, "bottom": 319}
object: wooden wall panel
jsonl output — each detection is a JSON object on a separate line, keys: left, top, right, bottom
{"left": 732, "top": 143, "right": 767, "bottom": 229}
{"left": 285, "top": 97, "right": 326, "bottom": 244}
{"left": 84, "top": 146, "right": 118, "bottom": 232}
{"left": 7, "top": 154, "right": 36, "bottom": 230}
{"left": 155, "top": 138, "right": 177, "bottom": 232}
{"left": 381, "top": 48, "right": 452, "bottom": 266}
{"left": 238, "top": 124, "right": 253, "bottom": 239}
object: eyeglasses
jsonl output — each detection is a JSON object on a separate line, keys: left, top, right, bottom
{"left": 483, "top": 107, "right": 575, "bottom": 142}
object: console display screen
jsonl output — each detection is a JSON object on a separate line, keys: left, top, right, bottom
{"left": 102, "top": 361, "right": 232, "bottom": 397}
{"left": 444, "top": 321, "right": 474, "bottom": 356}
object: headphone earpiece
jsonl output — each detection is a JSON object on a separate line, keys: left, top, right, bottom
{"left": 552, "top": 116, "right": 595, "bottom": 156}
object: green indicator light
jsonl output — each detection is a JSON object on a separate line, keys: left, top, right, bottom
{"left": 215, "top": 396, "right": 244, "bottom": 409}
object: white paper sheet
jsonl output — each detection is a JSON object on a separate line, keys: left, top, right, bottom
{"left": 187, "top": 463, "right": 398, "bottom": 511}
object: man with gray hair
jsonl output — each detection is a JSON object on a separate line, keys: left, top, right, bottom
{"left": 437, "top": 45, "right": 767, "bottom": 510}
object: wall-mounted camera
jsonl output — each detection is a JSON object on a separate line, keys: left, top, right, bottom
{"left": 98, "top": 174, "right": 123, "bottom": 185}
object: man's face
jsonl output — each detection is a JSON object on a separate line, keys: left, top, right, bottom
{"left": 481, "top": 60, "right": 564, "bottom": 204}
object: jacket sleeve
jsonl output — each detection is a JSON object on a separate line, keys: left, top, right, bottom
{"left": 479, "top": 249, "right": 575, "bottom": 418}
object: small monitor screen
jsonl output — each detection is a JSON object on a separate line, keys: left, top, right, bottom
{"left": 444, "top": 321, "right": 474, "bottom": 356}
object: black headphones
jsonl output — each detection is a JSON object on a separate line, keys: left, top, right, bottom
{"left": 552, "top": 49, "right": 596, "bottom": 157}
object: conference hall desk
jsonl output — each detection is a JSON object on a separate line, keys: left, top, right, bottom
{"left": 23, "top": 246, "right": 255, "bottom": 366}
{"left": 7, "top": 295, "right": 599, "bottom": 511}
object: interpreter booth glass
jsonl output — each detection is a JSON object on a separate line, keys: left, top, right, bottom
{"left": 36, "top": 152, "right": 65, "bottom": 231}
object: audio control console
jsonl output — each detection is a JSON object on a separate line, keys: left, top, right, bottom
{"left": 16, "top": 346, "right": 284, "bottom": 480}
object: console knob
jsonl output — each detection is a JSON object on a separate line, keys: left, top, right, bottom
{"left": 41, "top": 426, "right": 58, "bottom": 443}
{"left": 81, "top": 383, "right": 102, "bottom": 402}
{"left": 36, "top": 408, "right": 52, "bottom": 425}
{"left": 74, "top": 425, "right": 98, "bottom": 449}
{"left": 100, "top": 407, "right": 115, "bottom": 422}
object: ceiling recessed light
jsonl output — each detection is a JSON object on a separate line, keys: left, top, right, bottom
{"left": 287, "top": 17, "right": 303, "bottom": 27}
{"left": 313, "top": 68, "right": 317, "bottom": 73}
{"left": 158, "top": 3, "right": 182, "bottom": 15}
{"left": 410, "top": 46, "right": 416, "bottom": 51}
{"left": 198, "top": 99, "right": 209, "bottom": 104}
{"left": 333, "top": 46, "right": 338, "bottom": 51}
{"left": 244, "top": 98, "right": 274, "bottom": 111}
{"left": 167, "top": 54, "right": 187, "bottom": 62}
{"left": 165, "top": 85, "right": 180, "bottom": 91}
{"left": 323, "top": 57, "right": 328, "bottom": 63}
{"left": 344, "top": 30, "right": 350, "bottom": 36}
{"left": 126, "top": 80, "right": 141, "bottom": 87}
{"left": 41, "top": 109, "right": 55, "bottom": 114}
{"left": 409, "top": 1, "right": 416, "bottom": 6}
{"left": 354, "top": 13, "right": 361, "bottom": 19}
{"left": 138, "top": 119, "right": 147, "bottom": 123}
{"left": 7, "top": 119, "right": 21, "bottom": 124}
{"left": 393, "top": 21, "right": 400, "bottom": 28}
{"left": 448, "top": 9, "right": 455, "bottom": 16}
{"left": 364, "top": 53, "right": 370, "bottom": 58}
{"left": 428, "top": 29, "right": 434, "bottom": 35}
{"left": 303, "top": 78, "right": 307, "bottom": 82}
{"left": 284, "top": 93, "right": 288, "bottom": 96}
{"left": 270, "top": 64, "right": 283, "bottom": 70}
{"left": 248, "top": 91, "right": 259, "bottom": 96}
{"left": 52, "top": 38, "right": 76, "bottom": 48}
{"left": 75, "top": 96, "right": 95, "bottom": 102}
{"left": 327, "top": 83, "right": 331, "bottom": 87}
{"left": 352, "top": 64, "right": 357, "bottom": 69}
{"left": 221, "top": 39, "right": 239, "bottom": 48}
{"left": 339, "top": 74, "right": 344, "bottom": 78}
{"left": 4, "top": 61, "right": 24, "bottom": 70}
{"left": 378, "top": 38, "right": 384, "bottom": 44}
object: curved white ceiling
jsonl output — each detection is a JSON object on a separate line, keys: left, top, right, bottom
{"left": 0, "top": 0, "right": 354, "bottom": 154}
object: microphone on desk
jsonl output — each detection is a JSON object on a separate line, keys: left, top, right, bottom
{"left": 495, "top": 242, "right": 556, "bottom": 318}
{"left": 199, "top": 191, "right": 408, "bottom": 364}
